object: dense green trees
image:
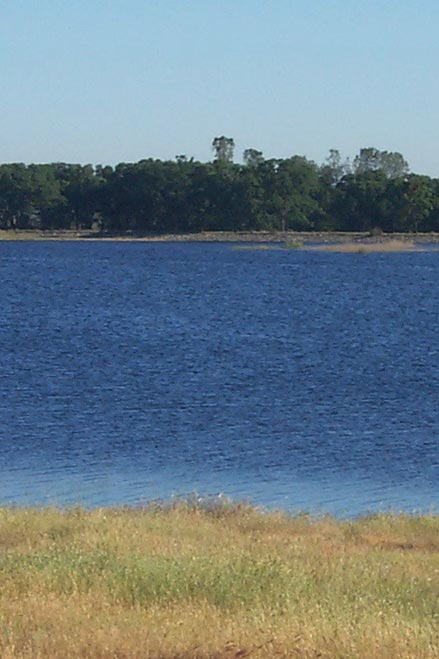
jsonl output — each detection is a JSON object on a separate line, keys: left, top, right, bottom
{"left": 0, "top": 144, "right": 437, "bottom": 234}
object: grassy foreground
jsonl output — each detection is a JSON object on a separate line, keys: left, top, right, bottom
{"left": 1, "top": 504, "right": 439, "bottom": 658}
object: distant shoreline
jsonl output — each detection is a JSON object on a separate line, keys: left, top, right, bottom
{"left": 2, "top": 229, "right": 439, "bottom": 243}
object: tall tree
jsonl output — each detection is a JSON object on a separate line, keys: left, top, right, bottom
{"left": 260, "top": 157, "right": 321, "bottom": 231}
{"left": 0, "top": 164, "right": 33, "bottom": 228}
{"left": 332, "top": 170, "right": 389, "bottom": 231}
{"left": 59, "top": 164, "right": 102, "bottom": 230}
{"left": 379, "top": 151, "right": 410, "bottom": 179}
{"left": 212, "top": 136, "right": 235, "bottom": 164}
{"left": 320, "top": 149, "right": 350, "bottom": 186}
{"left": 397, "top": 175, "right": 436, "bottom": 232}
{"left": 353, "top": 147, "right": 409, "bottom": 179}
{"left": 243, "top": 148, "right": 264, "bottom": 167}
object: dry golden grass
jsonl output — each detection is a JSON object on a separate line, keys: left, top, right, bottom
{"left": 309, "top": 239, "right": 422, "bottom": 253}
{"left": 1, "top": 504, "right": 439, "bottom": 658}
{"left": 231, "top": 244, "right": 275, "bottom": 251}
{"left": 0, "top": 230, "right": 88, "bottom": 241}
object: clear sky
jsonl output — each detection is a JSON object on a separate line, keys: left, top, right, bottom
{"left": 2, "top": 0, "right": 438, "bottom": 175}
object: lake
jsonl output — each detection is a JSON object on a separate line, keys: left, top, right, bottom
{"left": 1, "top": 240, "right": 439, "bottom": 517}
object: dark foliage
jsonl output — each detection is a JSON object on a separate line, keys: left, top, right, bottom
{"left": 0, "top": 146, "right": 437, "bottom": 233}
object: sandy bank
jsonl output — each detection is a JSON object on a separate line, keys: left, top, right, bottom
{"left": 2, "top": 228, "right": 439, "bottom": 244}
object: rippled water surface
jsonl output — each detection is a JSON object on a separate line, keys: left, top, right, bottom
{"left": 1, "top": 241, "right": 439, "bottom": 516}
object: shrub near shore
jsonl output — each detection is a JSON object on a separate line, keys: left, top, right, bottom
{"left": 1, "top": 503, "right": 439, "bottom": 658}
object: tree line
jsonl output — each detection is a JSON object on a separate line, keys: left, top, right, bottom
{"left": 1, "top": 138, "right": 438, "bottom": 234}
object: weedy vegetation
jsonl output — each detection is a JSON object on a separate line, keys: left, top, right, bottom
{"left": 282, "top": 240, "right": 303, "bottom": 250}
{"left": 1, "top": 502, "right": 439, "bottom": 658}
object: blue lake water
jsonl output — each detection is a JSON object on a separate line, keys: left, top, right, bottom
{"left": 1, "top": 241, "right": 439, "bottom": 517}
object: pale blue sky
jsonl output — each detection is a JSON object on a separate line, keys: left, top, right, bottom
{"left": 2, "top": 1, "right": 438, "bottom": 175}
